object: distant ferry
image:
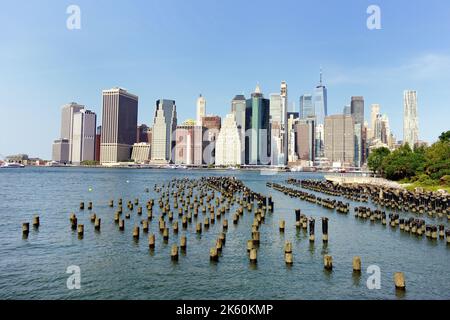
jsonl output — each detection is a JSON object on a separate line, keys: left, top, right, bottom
{"left": 0, "top": 162, "right": 25, "bottom": 168}
{"left": 165, "top": 165, "right": 187, "bottom": 170}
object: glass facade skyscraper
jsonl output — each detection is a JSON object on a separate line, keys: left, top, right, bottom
{"left": 300, "top": 94, "right": 314, "bottom": 119}
{"left": 245, "top": 85, "right": 271, "bottom": 165}
{"left": 351, "top": 96, "right": 365, "bottom": 126}
{"left": 314, "top": 72, "right": 327, "bottom": 126}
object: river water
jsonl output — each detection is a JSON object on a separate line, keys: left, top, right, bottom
{"left": 0, "top": 167, "right": 448, "bottom": 300}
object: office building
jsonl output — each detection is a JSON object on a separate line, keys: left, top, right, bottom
{"left": 72, "top": 109, "right": 96, "bottom": 164}
{"left": 151, "top": 99, "right": 177, "bottom": 163}
{"left": 202, "top": 115, "right": 221, "bottom": 165}
{"left": 215, "top": 113, "right": 242, "bottom": 166}
{"left": 295, "top": 117, "right": 315, "bottom": 163}
{"left": 300, "top": 94, "right": 314, "bottom": 119}
{"left": 324, "top": 114, "right": 355, "bottom": 167}
{"left": 196, "top": 94, "right": 206, "bottom": 126}
{"left": 52, "top": 139, "right": 70, "bottom": 164}
{"left": 95, "top": 126, "right": 101, "bottom": 162}
{"left": 100, "top": 88, "right": 138, "bottom": 164}
{"left": 245, "top": 85, "right": 271, "bottom": 165}
{"left": 131, "top": 143, "right": 151, "bottom": 163}
{"left": 351, "top": 96, "right": 365, "bottom": 126}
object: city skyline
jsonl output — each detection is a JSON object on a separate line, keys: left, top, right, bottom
{"left": 1, "top": 0, "right": 450, "bottom": 159}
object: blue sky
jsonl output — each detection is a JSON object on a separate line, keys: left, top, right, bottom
{"left": 1, "top": 0, "right": 449, "bottom": 159}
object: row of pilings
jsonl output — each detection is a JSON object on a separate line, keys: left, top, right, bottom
{"left": 289, "top": 179, "right": 449, "bottom": 218}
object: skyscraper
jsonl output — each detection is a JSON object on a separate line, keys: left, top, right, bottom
{"left": 351, "top": 96, "right": 365, "bottom": 126}
{"left": 245, "top": 84, "right": 271, "bottom": 165}
{"left": 324, "top": 114, "right": 355, "bottom": 167}
{"left": 231, "top": 95, "right": 246, "bottom": 161}
{"left": 269, "top": 93, "right": 286, "bottom": 165}
{"left": 100, "top": 88, "right": 138, "bottom": 164}
{"left": 351, "top": 96, "right": 365, "bottom": 166}
{"left": 151, "top": 99, "right": 177, "bottom": 163}
{"left": 343, "top": 105, "right": 351, "bottom": 116}
{"left": 314, "top": 70, "right": 328, "bottom": 126}
{"left": 60, "top": 102, "right": 84, "bottom": 162}
{"left": 72, "top": 109, "right": 96, "bottom": 164}
{"left": 314, "top": 71, "right": 327, "bottom": 159}
{"left": 196, "top": 94, "right": 206, "bottom": 126}
{"left": 403, "top": 90, "right": 419, "bottom": 148}
{"left": 295, "top": 117, "right": 316, "bottom": 164}
{"left": 215, "top": 113, "right": 242, "bottom": 166}
{"left": 95, "top": 126, "right": 101, "bottom": 162}
{"left": 174, "top": 124, "right": 195, "bottom": 165}
{"left": 202, "top": 115, "right": 221, "bottom": 165}
{"left": 381, "top": 114, "right": 391, "bottom": 145}
{"left": 52, "top": 139, "right": 70, "bottom": 164}
{"left": 287, "top": 112, "right": 299, "bottom": 162}
{"left": 354, "top": 123, "right": 363, "bottom": 168}
{"left": 136, "top": 124, "right": 150, "bottom": 143}
{"left": 370, "top": 104, "right": 381, "bottom": 139}
{"left": 279, "top": 81, "right": 288, "bottom": 165}
{"left": 300, "top": 94, "right": 314, "bottom": 119}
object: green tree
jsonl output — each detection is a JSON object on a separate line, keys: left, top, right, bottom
{"left": 81, "top": 160, "right": 100, "bottom": 166}
{"left": 382, "top": 144, "right": 426, "bottom": 181}
{"left": 368, "top": 147, "right": 391, "bottom": 175}
{"left": 423, "top": 140, "right": 450, "bottom": 181}
{"left": 439, "top": 130, "right": 450, "bottom": 142}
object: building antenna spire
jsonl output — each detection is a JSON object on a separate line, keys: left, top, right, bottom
{"left": 319, "top": 67, "right": 323, "bottom": 86}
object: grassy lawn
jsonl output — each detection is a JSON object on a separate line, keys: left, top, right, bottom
{"left": 402, "top": 182, "right": 450, "bottom": 193}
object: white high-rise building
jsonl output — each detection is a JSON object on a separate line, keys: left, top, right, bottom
{"left": 60, "top": 102, "right": 84, "bottom": 162}
{"left": 72, "top": 109, "right": 97, "bottom": 164}
{"left": 270, "top": 93, "right": 286, "bottom": 165}
{"left": 151, "top": 99, "right": 177, "bottom": 163}
{"left": 403, "top": 90, "right": 419, "bottom": 147}
{"left": 370, "top": 104, "right": 381, "bottom": 139}
{"left": 287, "top": 113, "right": 298, "bottom": 163}
{"left": 196, "top": 94, "right": 206, "bottom": 126}
{"left": 215, "top": 114, "right": 242, "bottom": 166}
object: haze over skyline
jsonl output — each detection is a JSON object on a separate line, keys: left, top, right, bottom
{"left": 1, "top": 0, "right": 450, "bottom": 159}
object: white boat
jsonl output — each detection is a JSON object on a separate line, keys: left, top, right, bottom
{"left": 46, "top": 161, "right": 66, "bottom": 167}
{"left": 0, "top": 162, "right": 25, "bottom": 168}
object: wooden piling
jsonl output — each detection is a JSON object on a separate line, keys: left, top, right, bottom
{"left": 171, "top": 245, "right": 179, "bottom": 261}
{"left": 210, "top": 247, "right": 219, "bottom": 261}
{"left": 394, "top": 272, "right": 406, "bottom": 290}
{"left": 249, "top": 248, "right": 257, "bottom": 263}
{"left": 133, "top": 226, "right": 140, "bottom": 239}
{"left": 148, "top": 233, "right": 155, "bottom": 248}
{"left": 77, "top": 224, "right": 84, "bottom": 236}
{"left": 32, "top": 216, "right": 40, "bottom": 228}
{"left": 324, "top": 255, "right": 333, "bottom": 270}
{"left": 352, "top": 256, "right": 361, "bottom": 272}
{"left": 94, "top": 218, "right": 101, "bottom": 231}
{"left": 22, "top": 222, "right": 30, "bottom": 235}
{"left": 279, "top": 220, "right": 285, "bottom": 232}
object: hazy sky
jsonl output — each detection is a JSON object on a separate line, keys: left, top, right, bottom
{"left": 1, "top": 0, "right": 449, "bottom": 159}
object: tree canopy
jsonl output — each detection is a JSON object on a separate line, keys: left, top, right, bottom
{"left": 369, "top": 132, "right": 450, "bottom": 187}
